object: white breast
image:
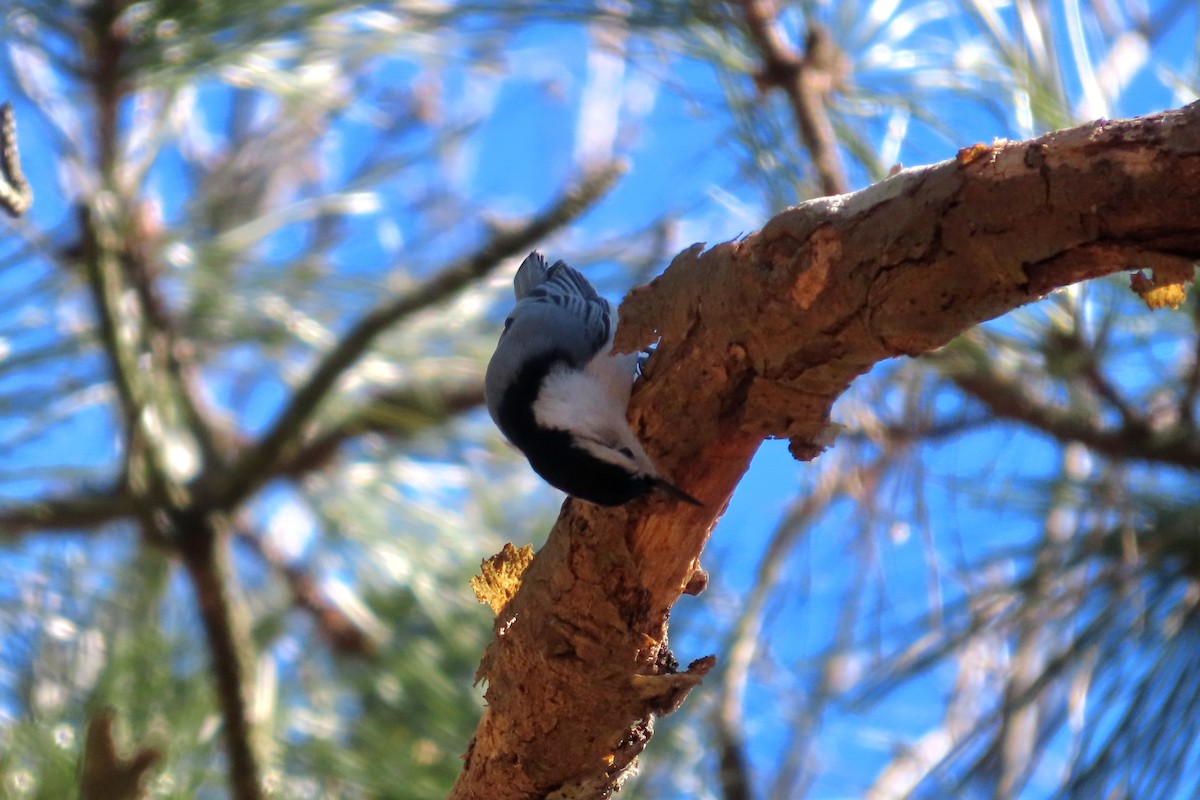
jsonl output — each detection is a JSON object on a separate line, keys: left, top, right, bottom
{"left": 532, "top": 351, "right": 638, "bottom": 434}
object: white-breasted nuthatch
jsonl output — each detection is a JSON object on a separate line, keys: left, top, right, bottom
{"left": 485, "top": 251, "right": 701, "bottom": 507}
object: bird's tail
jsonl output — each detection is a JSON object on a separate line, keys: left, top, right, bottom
{"left": 514, "top": 251, "right": 550, "bottom": 299}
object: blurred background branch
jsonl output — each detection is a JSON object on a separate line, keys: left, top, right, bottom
{"left": 0, "top": 102, "right": 32, "bottom": 216}
{"left": 735, "top": 0, "right": 849, "bottom": 196}
{"left": 79, "top": 710, "right": 160, "bottom": 800}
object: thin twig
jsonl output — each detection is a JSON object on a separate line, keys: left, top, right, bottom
{"left": 770, "top": 564, "right": 871, "bottom": 800}
{"left": 840, "top": 414, "right": 993, "bottom": 445}
{"left": 79, "top": 205, "right": 142, "bottom": 433}
{"left": 233, "top": 525, "right": 378, "bottom": 657}
{"left": 1052, "top": 327, "right": 1144, "bottom": 428}
{"left": 0, "top": 103, "right": 33, "bottom": 217}
{"left": 218, "top": 162, "right": 623, "bottom": 507}
{"left": 1079, "top": 355, "right": 1142, "bottom": 428}
{"left": 735, "top": 2, "right": 849, "bottom": 196}
{"left": 278, "top": 377, "right": 485, "bottom": 478}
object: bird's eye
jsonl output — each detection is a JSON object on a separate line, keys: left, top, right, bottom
{"left": 618, "top": 447, "right": 634, "bottom": 459}
{"left": 501, "top": 317, "right": 514, "bottom": 335}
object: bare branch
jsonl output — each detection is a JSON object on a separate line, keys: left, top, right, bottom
{"left": 233, "top": 525, "right": 378, "bottom": 658}
{"left": 176, "top": 512, "right": 264, "bottom": 800}
{"left": 948, "top": 368, "right": 1200, "bottom": 471}
{"left": 277, "top": 377, "right": 485, "bottom": 478}
{"left": 121, "top": 202, "right": 230, "bottom": 468}
{"left": 78, "top": 204, "right": 193, "bottom": 514}
{"left": 0, "top": 490, "right": 138, "bottom": 540}
{"left": 735, "top": 3, "right": 849, "bottom": 196}
{"left": 0, "top": 381, "right": 483, "bottom": 544}
{"left": 79, "top": 205, "right": 142, "bottom": 435}
{"left": 451, "top": 103, "right": 1200, "bottom": 798}
{"left": 218, "top": 162, "right": 624, "bottom": 508}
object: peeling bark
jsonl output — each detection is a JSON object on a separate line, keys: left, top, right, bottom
{"left": 450, "top": 102, "right": 1200, "bottom": 799}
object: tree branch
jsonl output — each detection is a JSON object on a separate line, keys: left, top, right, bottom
{"left": 232, "top": 525, "right": 378, "bottom": 658}
{"left": 217, "top": 162, "right": 623, "bottom": 508}
{"left": 0, "top": 381, "right": 485, "bottom": 543}
{"left": 120, "top": 202, "right": 229, "bottom": 469}
{"left": 176, "top": 512, "right": 265, "bottom": 800}
{"left": 277, "top": 376, "right": 485, "bottom": 478}
{"left": 451, "top": 102, "right": 1200, "bottom": 798}
{"left": 736, "top": 2, "right": 849, "bottom": 196}
{"left": 947, "top": 368, "right": 1200, "bottom": 471}
{"left": 0, "top": 489, "right": 138, "bottom": 540}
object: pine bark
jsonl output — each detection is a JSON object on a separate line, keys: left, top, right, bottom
{"left": 450, "top": 102, "right": 1200, "bottom": 799}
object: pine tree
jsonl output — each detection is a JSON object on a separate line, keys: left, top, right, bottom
{"left": 1, "top": 2, "right": 1198, "bottom": 799}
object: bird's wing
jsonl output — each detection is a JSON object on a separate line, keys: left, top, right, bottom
{"left": 506, "top": 252, "right": 613, "bottom": 358}
{"left": 513, "top": 251, "right": 551, "bottom": 299}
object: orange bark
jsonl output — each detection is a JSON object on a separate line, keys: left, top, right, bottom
{"left": 451, "top": 102, "right": 1200, "bottom": 799}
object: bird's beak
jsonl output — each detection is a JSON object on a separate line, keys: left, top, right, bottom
{"left": 653, "top": 477, "right": 703, "bottom": 507}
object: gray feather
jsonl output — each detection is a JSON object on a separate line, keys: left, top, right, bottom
{"left": 513, "top": 251, "right": 550, "bottom": 299}
{"left": 485, "top": 251, "right": 615, "bottom": 422}
{"left": 511, "top": 252, "right": 611, "bottom": 352}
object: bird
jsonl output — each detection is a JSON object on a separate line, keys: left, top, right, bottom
{"left": 485, "top": 251, "right": 701, "bottom": 507}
